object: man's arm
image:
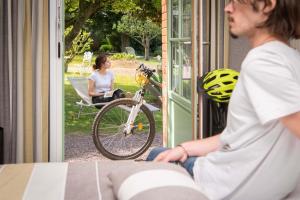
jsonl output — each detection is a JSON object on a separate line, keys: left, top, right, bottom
{"left": 280, "top": 111, "right": 300, "bottom": 139}
{"left": 180, "top": 134, "right": 221, "bottom": 157}
{"left": 154, "top": 134, "right": 221, "bottom": 163}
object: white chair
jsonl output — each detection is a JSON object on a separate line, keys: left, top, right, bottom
{"left": 81, "top": 51, "right": 93, "bottom": 74}
{"left": 67, "top": 77, "right": 107, "bottom": 118}
{"left": 125, "top": 47, "right": 136, "bottom": 56}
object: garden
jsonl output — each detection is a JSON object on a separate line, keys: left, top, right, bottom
{"left": 64, "top": 55, "right": 163, "bottom": 161}
{"left": 64, "top": 0, "right": 163, "bottom": 161}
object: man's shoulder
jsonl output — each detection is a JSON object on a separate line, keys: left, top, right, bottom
{"left": 247, "top": 41, "right": 299, "bottom": 60}
{"left": 243, "top": 41, "right": 299, "bottom": 69}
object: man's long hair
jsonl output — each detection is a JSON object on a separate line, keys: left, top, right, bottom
{"left": 237, "top": 0, "right": 300, "bottom": 39}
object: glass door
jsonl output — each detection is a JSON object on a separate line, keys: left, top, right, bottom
{"left": 168, "top": 0, "right": 194, "bottom": 146}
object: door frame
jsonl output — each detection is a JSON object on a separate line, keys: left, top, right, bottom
{"left": 49, "top": 0, "right": 64, "bottom": 161}
{"left": 197, "top": 0, "right": 230, "bottom": 138}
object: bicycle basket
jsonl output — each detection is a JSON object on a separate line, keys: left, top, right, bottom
{"left": 135, "top": 70, "right": 150, "bottom": 86}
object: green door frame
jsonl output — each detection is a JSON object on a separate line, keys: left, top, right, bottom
{"left": 167, "top": 0, "right": 194, "bottom": 147}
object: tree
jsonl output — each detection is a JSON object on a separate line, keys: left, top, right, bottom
{"left": 64, "top": 0, "right": 102, "bottom": 52}
{"left": 116, "top": 15, "right": 161, "bottom": 60}
{"left": 64, "top": 0, "right": 162, "bottom": 67}
{"left": 64, "top": 0, "right": 141, "bottom": 52}
{"left": 64, "top": 29, "right": 93, "bottom": 72}
{"left": 134, "top": 0, "right": 162, "bottom": 23}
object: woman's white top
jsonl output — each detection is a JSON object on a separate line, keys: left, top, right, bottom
{"left": 88, "top": 70, "right": 114, "bottom": 93}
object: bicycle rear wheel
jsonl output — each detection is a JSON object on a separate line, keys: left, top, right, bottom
{"left": 92, "top": 98, "right": 155, "bottom": 160}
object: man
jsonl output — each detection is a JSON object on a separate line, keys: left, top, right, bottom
{"left": 147, "top": 0, "right": 300, "bottom": 199}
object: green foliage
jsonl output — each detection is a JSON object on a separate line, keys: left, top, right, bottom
{"left": 151, "top": 72, "right": 162, "bottom": 84}
{"left": 99, "top": 36, "right": 113, "bottom": 52}
{"left": 111, "top": 0, "right": 141, "bottom": 14}
{"left": 116, "top": 15, "right": 161, "bottom": 60}
{"left": 99, "top": 44, "right": 113, "bottom": 52}
{"left": 133, "top": 0, "right": 162, "bottom": 23}
{"left": 152, "top": 0, "right": 162, "bottom": 11}
{"left": 110, "top": 53, "right": 136, "bottom": 60}
{"left": 64, "top": 29, "right": 93, "bottom": 65}
{"left": 116, "top": 15, "right": 161, "bottom": 42}
{"left": 153, "top": 48, "right": 162, "bottom": 57}
{"left": 64, "top": 0, "right": 162, "bottom": 63}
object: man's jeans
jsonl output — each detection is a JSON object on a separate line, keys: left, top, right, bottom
{"left": 146, "top": 147, "right": 197, "bottom": 177}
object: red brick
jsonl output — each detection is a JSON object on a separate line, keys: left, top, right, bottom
{"left": 162, "top": 45, "right": 167, "bottom": 53}
{"left": 162, "top": 4, "right": 167, "bottom": 13}
{"left": 162, "top": 28, "right": 167, "bottom": 36}
{"left": 162, "top": 12, "right": 167, "bottom": 21}
{"left": 162, "top": 35, "right": 167, "bottom": 42}
{"left": 161, "top": 61, "right": 166, "bottom": 68}
{"left": 162, "top": 51, "right": 167, "bottom": 59}
{"left": 162, "top": 0, "right": 167, "bottom": 6}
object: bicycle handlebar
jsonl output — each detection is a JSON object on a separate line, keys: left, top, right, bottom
{"left": 137, "top": 64, "right": 156, "bottom": 78}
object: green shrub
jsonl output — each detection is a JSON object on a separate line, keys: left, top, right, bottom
{"left": 99, "top": 44, "right": 113, "bottom": 52}
{"left": 153, "top": 48, "right": 162, "bottom": 57}
{"left": 110, "top": 53, "right": 135, "bottom": 60}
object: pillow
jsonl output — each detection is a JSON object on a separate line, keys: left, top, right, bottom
{"left": 108, "top": 162, "right": 209, "bottom": 200}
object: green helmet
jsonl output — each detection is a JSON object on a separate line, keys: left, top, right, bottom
{"left": 200, "top": 68, "right": 239, "bottom": 103}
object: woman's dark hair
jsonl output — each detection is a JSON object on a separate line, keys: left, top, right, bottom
{"left": 237, "top": 0, "right": 300, "bottom": 39}
{"left": 93, "top": 54, "right": 107, "bottom": 70}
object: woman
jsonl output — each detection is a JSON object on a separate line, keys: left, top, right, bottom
{"left": 88, "top": 54, "right": 124, "bottom": 109}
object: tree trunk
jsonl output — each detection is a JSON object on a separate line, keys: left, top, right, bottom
{"left": 64, "top": 54, "right": 75, "bottom": 73}
{"left": 144, "top": 37, "right": 150, "bottom": 60}
{"left": 121, "top": 34, "right": 130, "bottom": 52}
{"left": 65, "top": 0, "right": 101, "bottom": 52}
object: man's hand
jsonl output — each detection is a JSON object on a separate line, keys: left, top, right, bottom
{"left": 154, "top": 146, "right": 188, "bottom": 163}
{"left": 280, "top": 111, "right": 300, "bottom": 139}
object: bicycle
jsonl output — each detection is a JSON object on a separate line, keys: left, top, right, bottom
{"left": 92, "top": 64, "right": 162, "bottom": 160}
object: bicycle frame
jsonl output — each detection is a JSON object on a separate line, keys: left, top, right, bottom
{"left": 124, "top": 89, "right": 145, "bottom": 134}
{"left": 124, "top": 64, "right": 160, "bottom": 135}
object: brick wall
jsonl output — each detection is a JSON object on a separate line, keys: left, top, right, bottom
{"left": 161, "top": 0, "right": 168, "bottom": 146}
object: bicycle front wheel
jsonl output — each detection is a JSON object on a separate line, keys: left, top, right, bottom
{"left": 92, "top": 98, "right": 155, "bottom": 160}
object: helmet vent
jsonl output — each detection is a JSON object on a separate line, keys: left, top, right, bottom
{"left": 205, "top": 76, "right": 216, "bottom": 84}
{"left": 234, "top": 75, "right": 238, "bottom": 80}
{"left": 211, "top": 92, "right": 221, "bottom": 95}
{"left": 220, "top": 73, "right": 229, "bottom": 77}
{"left": 208, "top": 84, "right": 220, "bottom": 90}
{"left": 223, "top": 81, "right": 232, "bottom": 85}
{"left": 220, "top": 97, "right": 230, "bottom": 100}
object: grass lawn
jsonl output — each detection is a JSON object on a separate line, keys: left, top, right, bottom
{"left": 64, "top": 69, "right": 162, "bottom": 135}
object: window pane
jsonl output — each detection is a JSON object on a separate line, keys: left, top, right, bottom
{"left": 171, "top": 42, "right": 180, "bottom": 93}
{"left": 172, "top": 0, "right": 179, "bottom": 38}
{"left": 182, "top": 42, "right": 192, "bottom": 99}
{"left": 182, "top": 0, "right": 192, "bottom": 38}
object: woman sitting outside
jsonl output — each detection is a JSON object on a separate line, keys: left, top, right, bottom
{"left": 88, "top": 54, "right": 125, "bottom": 109}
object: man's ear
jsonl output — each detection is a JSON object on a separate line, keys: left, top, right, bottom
{"left": 263, "top": 0, "right": 276, "bottom": 14}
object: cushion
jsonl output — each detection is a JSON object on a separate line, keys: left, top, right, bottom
{"left": 108, "top": 161, "right": 208, "bottom": 200}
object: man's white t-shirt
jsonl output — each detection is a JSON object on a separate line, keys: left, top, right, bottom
{"left": 88, "top": 70, "right": 114, "bottom": 93}
{"left": 193, "top": 41, "right": 300, "bottom": 200}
